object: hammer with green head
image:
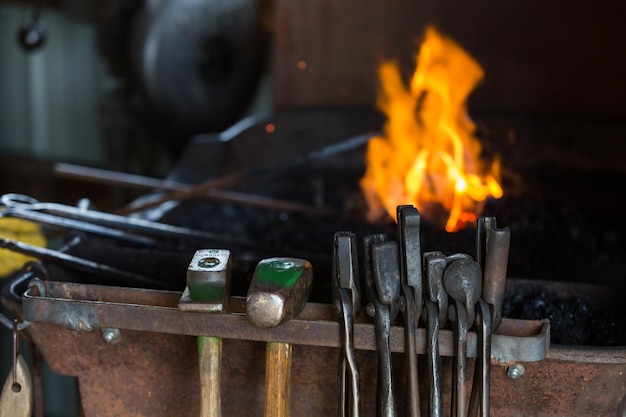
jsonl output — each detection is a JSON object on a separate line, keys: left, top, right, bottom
{"left": 246, "top": 257, "right": 314, "bottom": 417}
{"left": 179, "top": 249, "right": 231, "bottom": 417}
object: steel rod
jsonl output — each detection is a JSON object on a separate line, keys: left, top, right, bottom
{"left": 54, "top": 163, "right": 337, "bottom": 216}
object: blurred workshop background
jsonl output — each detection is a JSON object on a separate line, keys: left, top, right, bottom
{"left": 0, "top": 2, "right": 272, "bottom": 415}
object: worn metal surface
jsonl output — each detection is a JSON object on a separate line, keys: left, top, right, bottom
{"left": 245, "top": 258, "right": 313, "bottom": 328}
{"left": 21, "top": 321, "right": 626, "bottom": 417}
{"left": 490, "top": 347, "right": 626, "bottom": 417}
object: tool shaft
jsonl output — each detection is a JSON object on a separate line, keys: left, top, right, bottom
{"left": 337, "top": 289, "right": 360, "bottom": 417}
{"left": 333, "top": 232, "right": 361, "bottom": 417}
{"left": 373, "top": 303, "right": 396, "bottom": 417}
{"left": 0, "top": 237, "right": 168, "bottom": 289}
{"left": 425, "top": 300, "right": 443, "bottom": 417}
{"left": 450, "top": 302, "right": 468, "bottom": 417}
{"left": 482, "top": 228, "right": 510, "bottom": 329}
{"left": 402, "top": 284, "right": 420, "bottom": 417}
{"left": 265, "top": 342, "right": 292, "bottom": 417}
{"left": 468, "top": 300, "right": 492, "bottom": 417}
{"left": 54, "top": 162, "right": 336, "bottom": 216}
{"left": 199, "top": 336, "right": 222, "bottom": 417}
{"left": 1, "top": 193, "right": 281, "bottom": 254}
{"left": 180, "top": 249, "right": 231, "bottom": 417}
{"left": 397, "top": 205, "right": 422, "bottom": 417}
{"left": 363, "top": 234, "right": 399, "bottom": 417}
{"left": 246, "top": 257, "right": 313, "bottom": 417}
{"left": 118, "top": 132, "right": 378, "bottom": 215}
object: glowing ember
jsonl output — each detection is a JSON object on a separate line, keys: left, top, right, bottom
{"left": 360, "top": 26, "right": 503, "bottom": 232}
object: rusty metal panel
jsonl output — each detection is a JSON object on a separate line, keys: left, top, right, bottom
{"left": 25, "top": 321, "right": 626, "bottom": 417}
{"left": 489, "top": 348, "right": 626, "bottom": 417}
{"left": 5, "top": 275, "right": 625, "bottom": 416}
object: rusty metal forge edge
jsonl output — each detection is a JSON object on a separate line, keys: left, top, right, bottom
{"left": 21, "top": 279, "right": 549, "bottom": 362}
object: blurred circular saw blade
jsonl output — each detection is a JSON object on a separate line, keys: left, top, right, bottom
{"left": 130, "top": 0, "right": 269, "bottom": 133}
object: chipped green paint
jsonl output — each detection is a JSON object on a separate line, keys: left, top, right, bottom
{"left": 255, "top": 259, "right": 304, "bottom": 290}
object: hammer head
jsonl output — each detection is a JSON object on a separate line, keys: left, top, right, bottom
{"left": 179, "top": 249, "right": 231, "bottom": 313}
{"left": 246, "top": 257, "right": 313, "bottom": 328}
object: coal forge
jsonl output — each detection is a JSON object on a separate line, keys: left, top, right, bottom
{"left": 99, "top": 108, "right": 625, "bottom": 347}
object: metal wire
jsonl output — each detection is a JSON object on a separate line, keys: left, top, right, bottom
{"left": 0, "top": 313, "right": 29, "bottom": 331}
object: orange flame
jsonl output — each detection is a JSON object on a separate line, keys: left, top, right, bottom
{"left": 360, "top": 26, "right": 503, "bottom": 232}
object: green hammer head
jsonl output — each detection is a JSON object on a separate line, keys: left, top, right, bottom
{"left": 179, "top": 249, "right": 231, "bottom": 313}
{"left": 246, "top": 257, "right": 313, "bottom": 328}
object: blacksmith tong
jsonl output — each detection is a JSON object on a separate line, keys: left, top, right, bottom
{"left": 332, "top": 232, "right": 361, "bottom": 417}
{"left": 396, "top": 205, "right": 423, "bottom": 417}
{"left": 363, "top": 233, "right": 401, "bottom": 417}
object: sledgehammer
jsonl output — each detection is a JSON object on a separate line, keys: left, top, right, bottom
{"left": 179, "top": 249, "right": 231, "bottom": 417}
{"left": 246, "top": 257, "right": 314, "bottom": 417}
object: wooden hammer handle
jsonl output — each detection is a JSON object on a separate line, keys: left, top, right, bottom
{"left": 199, "top": 336, "right": 222, "bottom": 417}
{"left": 265, "top": 342, "right": 292, "bottom": 417}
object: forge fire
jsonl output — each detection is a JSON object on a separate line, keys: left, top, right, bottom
{"left": 1, "top": 2, "right": 625, "bottom": 416}
{"left": 361, "top": 26, "right": 503, "bottom": 232}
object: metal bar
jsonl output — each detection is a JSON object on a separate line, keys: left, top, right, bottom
{"left": 20, "top": 281, "right": 549, "bottom": 361}
{"left": 1, "top": 194, "right": 327, "bottom": 262}
{"left": 53, "top": 163, "right": 338, "bottom": 216}
{"left": 0, "top": 238, "right": 170, "bottom": 290}
{"left": 0, "top": 208, "right": 156, "bottom": 246}
{"left": 115, "top": 132, "right": 378, "bottom": 215}
{"left": 1, "top": 194, "right": 271, "bottom": 249}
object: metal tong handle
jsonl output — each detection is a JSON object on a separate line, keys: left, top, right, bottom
{"left": 0, "top": 205, "right": 155, "bottom": 246}
{"left": 0, "top": 193, "right": 268, "bottom": 250}
{"left": 424, "top": 300, "right": 442, "bottom": 417}
{"left": 423, "top": 252, "right": 448, "bottom": 327}
{"left": 334, "top": 232, "right": 361, "bottom": 318}
{"left": 449, "top": 301, "right": 469, "bottom": 417}
{"left": 0, "top": 235, "right": 170, "bottom": 289}
{"left": 397, "top": 205, "right": 422, "bottom": 309}
{"left": 364, "top": 234, "right": 399, "bottom": 417}
{"left": 468, "top": 300, "right": 492, "bottom": 417}
{"left": 333, "top": 232, "right": 361, "bottom": 417}
{"left": 397, "top": 205, "right": 422, "bottom": 417}
{"left": 423, "top": 251, "right": 462, "bottom": 417}
{"left": 476, "top": 217, "right": 510, "bottom": 330}
{"left": 443, "top": 257, "right": 481, "bottom": 417}
{"left": 337, "top": 290, "right": 360, "bottom": 417}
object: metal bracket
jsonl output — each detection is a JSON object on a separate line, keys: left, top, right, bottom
{"left": 21, "top": 280, "right": 550, "bottom": 362}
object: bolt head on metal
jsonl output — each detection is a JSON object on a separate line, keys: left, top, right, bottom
{"left": 102, "top": 328, "right": 121, "bottom": 343}
{"left": 198, "top": 256, "right": 220, "bottom": 268}
{"left": 507, "top": 363, "right": 525, "bottom": 379}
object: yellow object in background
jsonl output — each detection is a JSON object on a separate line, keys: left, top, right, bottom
{"left": 0, "top": 218, "right": 47, "bottom": 277}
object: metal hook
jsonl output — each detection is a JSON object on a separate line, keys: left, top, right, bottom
{"left": 12, "top": 319, "right": 21, "bottom": 393}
